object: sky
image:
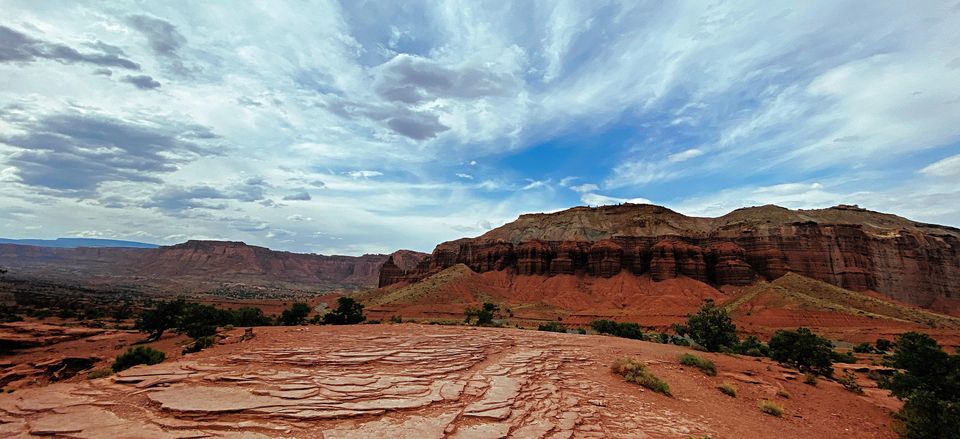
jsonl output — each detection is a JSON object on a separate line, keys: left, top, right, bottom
{"left": 1, "top": 1, "right": 959, "bottom": 255}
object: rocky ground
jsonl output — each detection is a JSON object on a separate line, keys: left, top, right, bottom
{"left": 1, "top": 324, "right": 900, "bottom": 438}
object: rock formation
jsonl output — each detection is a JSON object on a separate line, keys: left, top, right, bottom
{"left": 0, "top": 240, "right": 411, "bottom": 291}
{"left": 379, "top": 204, "right": 960, "bottom": 313}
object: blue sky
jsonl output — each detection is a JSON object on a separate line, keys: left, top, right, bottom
{"left": 1, "top": 1, "right": 959, "bottom": 254}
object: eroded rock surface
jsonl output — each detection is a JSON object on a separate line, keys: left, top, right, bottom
{"left": 0, "top": 325, "right": 898, "bottom": 438}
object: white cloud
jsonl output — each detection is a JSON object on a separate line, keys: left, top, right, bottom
{"left": 920, "top": 155, "right": 960, "bottom": 178}
{"left": 667, "top": 148, "right": 704, "bottom": 163}
{"left": 346, "top": 170, "right": 384, "bottom": 178}
{"left": 456, "top": 173, "right": 474, "bottom": 180}
{"left": 581, "top": 193, "right": 652, "bottom": 207}
{"left": 568, "top": 183, "right": 598, "bottom": 193}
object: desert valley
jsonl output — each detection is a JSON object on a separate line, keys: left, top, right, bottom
{"left": 3, "top": 2, "right": 960, "bottom": 438}
{"left": 2, "top": 203, "right": 959, "bottom": 438}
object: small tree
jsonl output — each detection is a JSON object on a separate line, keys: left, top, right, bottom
{"left": 875, "top": 338, "right": 894, "bottom": 353}
{"left": 768, "top": 328, "right": 834, "bottom": 376}
{"left": 232, "top": 307, "right": 273, "bottom": 326}
{"left": 136, "top": 299, "right": 186, "bottom": 341}
{"left": 882, "top": 332, "right": 960, "bottom": 438}
{"left": 681, "top": 299, "right": 738, "bottom": 352}
{"left": 323, "top": 297, "right": 365, "bottom": 325}
{"left": 280, "top": 302, "right": 311, "bottom": 326}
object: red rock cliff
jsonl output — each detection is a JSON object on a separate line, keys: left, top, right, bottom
{"left": 378, "top": 204, "right": 960, "bottom": 312}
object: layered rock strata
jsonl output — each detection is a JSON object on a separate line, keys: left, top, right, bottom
{"left": 379, "top": 204, "right": 960, "bottom": 310}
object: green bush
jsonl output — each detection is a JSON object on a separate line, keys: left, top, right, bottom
{"left": 464, "top": 302, "right": 499, "bottom": 326}
{"left": 734, "top": 335, "right": 770, "bottom": 357}
{"left": 389, "top": 315, "right": 402, "bottom": 324}
{"left": 768, "top": 328, "right": 834, "bottom": 376}
{"left": 837, "top": 370, "right": 863, "bottom": 394}
{"left": 538, "top": 321, "right": 566, "bottom": 333}
{"left": 874, "top": 338, "right": 894, "bottom": 353}
{"left": 679, "top": 353, "right": 717, "bottom": 376}
{"left": 590, "top": 319, "right": 644, "bottom": 339}
{"left": 112, "top": 346, "right": 165, "bottom": 372}
{"left": 280, "top": 302, "right": 311, "bottom": 326}
{"left": 831, "top": 350, "right": 857, "bottom": 364}
{"left": 758, "top": 400, "right": 783, "bottom": 417}
{"left": 882, "top": 332, "right": 960, "bottom": 438}
{"left": 803, "top": 372, "right": 818, "bottom": 386}
{"left": 676, "top": 299, "right": 737, "bottom": 352}
{"left": 853, "top": 342, "right": 875, "bottom": 354}
{"left": 612, "top": 357, "right": 671, "bottom": 396}
{"left": 323, "top": 297, "right": 366, "bottom": 325}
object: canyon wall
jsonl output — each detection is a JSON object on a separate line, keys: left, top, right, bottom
{"left": 379, "top": 204, "right": 960, "bottom": 311}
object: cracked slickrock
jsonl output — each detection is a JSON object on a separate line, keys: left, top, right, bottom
{"left": 0, "top": 325, "right": 897, "bottom": 438}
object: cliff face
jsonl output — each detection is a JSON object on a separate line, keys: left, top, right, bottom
{"left": 379, "top": 204, "right": 960, "bottom": 311}
{"left": 0, "top": 240, "right": 392, "bottom": 290}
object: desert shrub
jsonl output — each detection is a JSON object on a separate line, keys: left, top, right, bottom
{"left": 232, "top": 307, "right": 273, "bottom": 326}
{"left": 590, "top": 319, "right": 644, "bottom": 340}
{"left": 87, "top": 368, "right": 112, "bottom": 379}
{"left": 112, "top": 346, "right": 165, "bottom": 372}
{"left": 718, "top": 382, "right": 737, "bottom": 397}
{"left": 768, "top": 328, "right": 834, "bottom": 376}
{"left": 612, "top": 357, "right": 672, "bottom": 396}
{"left": 389, "top": 315, "right": 402, "bottom": 324}
{"left": 323, "top": 297, "right": 366, "bottom": 325}
{"left": 874, "top": 338, "right": 894, "bottom": 353}
{"left": 803, "top": 372, "right": 818, "bottom": 386}
{"left": 734, "top": 335, "right": 769, "bottom": 357}
{"left": 177, "top": 303, "right": 232, "bottom": 338}
{"left": 776, "top": 388, "right": 791, "bottom": 399}
{"left": 538, "top": 321, "right": 566, "bottom": 333}
{"left": 182, "top": 336, "right": 215, "bottom": 354}
{"left": 837, "top": 370, "right": 864, "bottom": 394}
{"left": 280, "top": 302, "right": 311, "bottom": 326}
{"left": 676, "top": 299, "right": 737, "bottom": 352}
{"left": 853, "top": 342, "right": 875, "bottom": 354}
{"left": 464, "top": 302, "right": 499, "bottom": 326}
{"left": 882, "top": 332, "right": 960, "bottom": 438}
{"left": 679, "top": 353, "right": 717, "bottom": 376}
{"left": 758, "top": 400, "right": 783, "bottom": 417}
{"left": 831, "top": 350, "right": 857, "bottom": 364}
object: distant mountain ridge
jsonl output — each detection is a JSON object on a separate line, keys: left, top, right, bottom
{"left": 0, "top": 239, "right": 425, "bottom": 292}
{"left": 0, "top": 237, "right": 159, "bottom": 248}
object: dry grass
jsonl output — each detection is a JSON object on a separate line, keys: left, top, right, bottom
{"left": 718, "top": 382, "right": 737, "bottom": 397}
{"left": 679, "top": 353, "right": 717, "bottom": 376}
{"left": 612, "top": 357, "right": 672, "bottom": 396}
{"left": 759, "top": 400, "right": 784, "bottom": 417}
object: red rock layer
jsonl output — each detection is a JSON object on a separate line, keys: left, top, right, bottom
{"left": 379, "top": 204, "right": 960, "bottom": 312}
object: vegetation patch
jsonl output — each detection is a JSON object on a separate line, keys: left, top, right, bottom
{"left": 718, "top": 382, "right": 737, "bottom": 397}
{"left": 590, "top": 319, "right": 644, "bottom": 339}
{"left": 881, "top": 332, "right": 960, "bottom": 438}
{"left": 679, "top": 353, "right": 717, "bottom": 376}
{"left": 538, "top": 321, "right": 567, "bottom": 333}
{"left": 674, "top": 300, "right": 737, "bottom": 352}
{"left": 768, "top": 327, "right": 835, "bottom": 376}
{"left": 112, "top": 346, "right": 165, "bottom": 372}
{"left": 758, "top": 400, "right": 784, "bottom": 417}
{"left": 611, "top": 357, "right": 672, "bottom": 396}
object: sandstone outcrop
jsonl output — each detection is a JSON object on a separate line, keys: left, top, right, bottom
{"left": 379, "top": 204, "right": 960, "bottom": 312}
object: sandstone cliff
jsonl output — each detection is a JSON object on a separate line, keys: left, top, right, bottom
{"left": 379, "top": 204, "right": 960, "bottom": 313}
